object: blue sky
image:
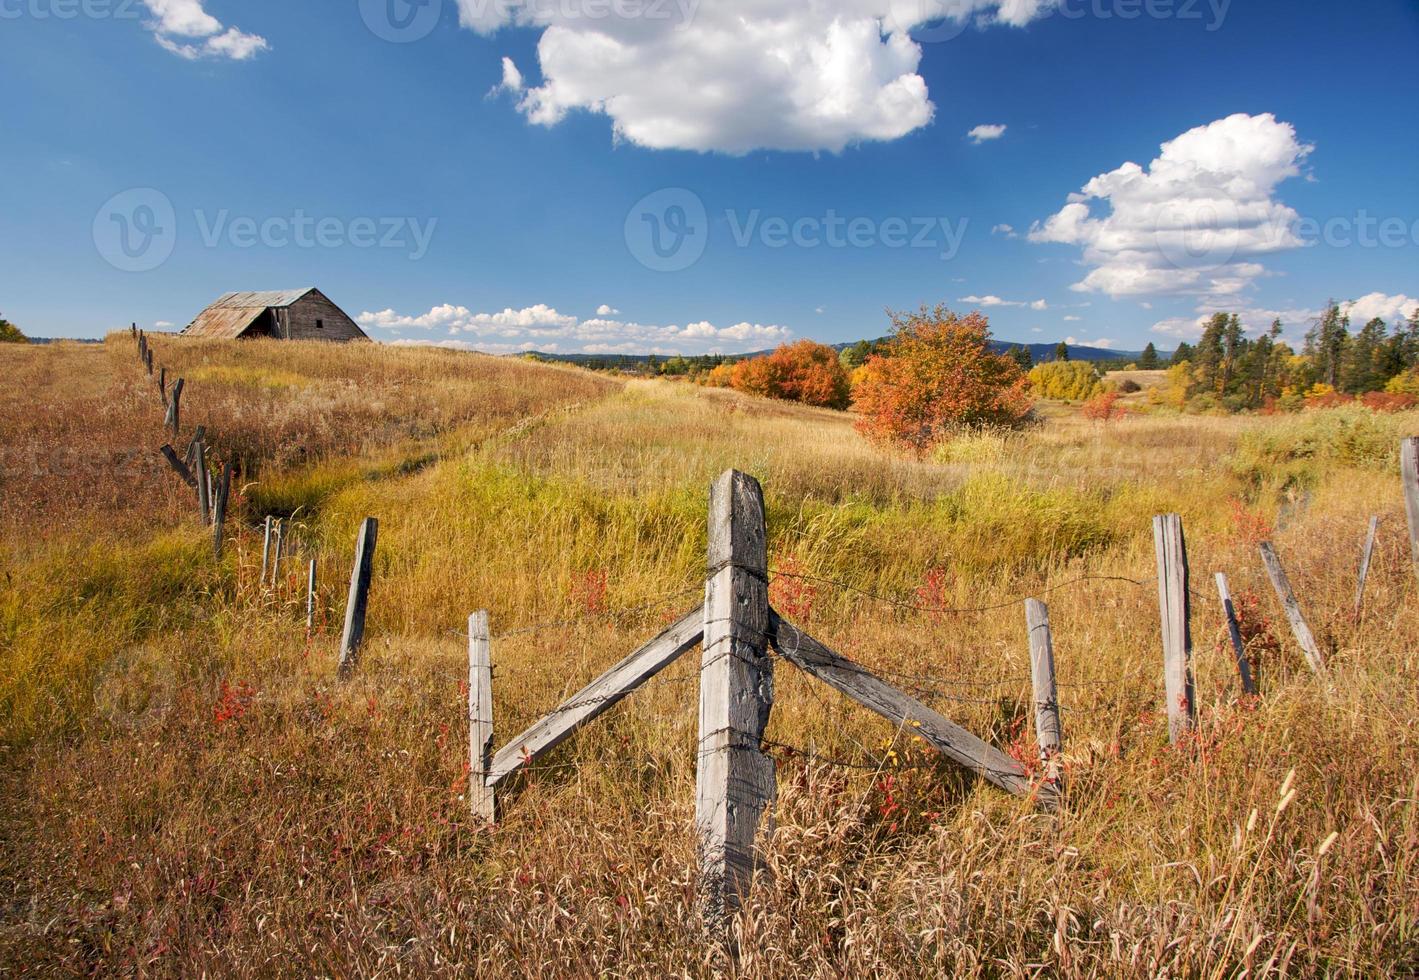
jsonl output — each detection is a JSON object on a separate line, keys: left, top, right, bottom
{"left": 2, "top": 0, "right": 1417, "bottom": 353}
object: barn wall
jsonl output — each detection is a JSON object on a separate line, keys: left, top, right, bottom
{"left": 283, "top": 292, "right": 367, "bottom": 342}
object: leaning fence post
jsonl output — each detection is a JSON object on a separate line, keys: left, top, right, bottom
{"left": 695, "top": 470, "right": 774, "bottom": 923}
{"left": 1024, "top": 598, "right": 1063, "bottom": 781}
{"left": 195, "top": 441, "right": 211, "bottom": 525}
{"left": 1259, "top": 542, "right": 1326, "bottom": 673}
{"left": 158, "top": 444, "right": 197, "bottom": 488}
{"left": 1403, "top": 438, "right": 1419, "bottom": 586}
{"left": 211, "top": 462, "right": 232, "bottom": 558}
{"left": 1354, "top": 516, "right": 1380, "bottom": 621}
{"left": 1153, "top": 514, "right": 1195, "bottom": 743}
{"left": 337, "top": 517, "right": 378, "bottom": 678}
{"left": 165, "top": 378, "right": 184, "bottom": 436}
{"left": 1214, "top": 572, "right": 1258, "bottom": 696}
{"left": 468, "top": 610, "right": 496, "bottom": 823}
{"left": 158, "top": 367, "right": 167, "bottom": 406}
{"left": 306, "top": 558, "right": 317, "bottom": 632}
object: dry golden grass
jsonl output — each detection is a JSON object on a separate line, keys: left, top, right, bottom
{"left": 2, "top": 335, "right": 1418, "bottom": 976}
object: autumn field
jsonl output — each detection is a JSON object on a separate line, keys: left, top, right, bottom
{"left": 3, "top": 335, "right": 1419, "bottom": 977}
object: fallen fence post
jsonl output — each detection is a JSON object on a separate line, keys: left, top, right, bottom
{"left": 212, "top": 462, "right": 232, "bottom": 558}
{"left": 696, "top": 469, "right": 775, "bottom": 922}
{"left": 337, "top": 517, "right": 378, "bottom": 678}
{"left": 1259, "top": 542, "right": 1326, "bottom": 673}
{"left": 195, "top": 441, "right": 211, "bottom": 525}
{"left": 1404, "top": 438, "right": 1419, "bottom": 586}
{"left": 306, "top": 558, "right": 317, "bottom": 632}
{"left": 1025, "top": 599, "right": 1063, "bottom": 780}
{"left": 158, "top": 444, "right": 197, "bottom": 489}
{"left": 1214, "top": 572, "right": 1258, "bottom": 696}
{"left": 468, "top": 610, "right": 496, "bottom": 823}
{"left": 260, "top": 517, "right": 273, "bottom": 584}
{"left": 486, "top": 606, "right": 704, "bottom": 786}
{"left": 1153, "top": 514, "right": 1195, "bottom": 743}
{"left": 768, "top": 614, "right": 1049, "bottom": 805}
{"left": 1354, "top": 515, "right": 1380, "bottom": 621}
{"left": 165, "top": 378, "right": 184, "bottom": 436}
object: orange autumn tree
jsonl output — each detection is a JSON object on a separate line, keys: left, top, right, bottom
{"left": 852, "top": 305, "right": 1033, "bottom": 451}
{"left": 730, "top": 339, "right": 851, "bottom": 409}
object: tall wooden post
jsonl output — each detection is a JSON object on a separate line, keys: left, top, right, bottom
{"left": 468, "top": 610, "right": 496, "bottom": 823}
{"left": 306, "top": 559, "right": 318, "bottom": 633}
{"left": 1355, "top": 516, "right": 1379, "bottom": 621}
{"left": 260, "top": 517, "right": 273, "bottom": 583}
{"left": 1024, "top": 599, "right": 1063, "bottom": 775}
{"left": 211, "top": 462, "right": 232, "bottom": 559}
{"left": 696, "top": 470, "right": 774, "bottom": 922}
{"left": 337, "top": 517, "right": 378, "bottom": 678}
{"left": 165, "top": 378, "right": 183, "bottom": 436}
{"left": 1259, "top": 542, "right": 1325, "bottom": 673}
{"left": 1214, "top": 572, "right": 1257, "bottom": 696}
{"left": 195, "top": 441, "right": 211, "bottom": 525}
{"left": 1403, "top": 438, "right": 1419, "bottom": 586}
{"left": 1153, "top": 514, "right": 1195, "bottom": 743}
{"left": 271, "top": 519, "right": 285, "bottom": 586}
{"left": 158, "top": 367, "right": 167, "bottom": 406}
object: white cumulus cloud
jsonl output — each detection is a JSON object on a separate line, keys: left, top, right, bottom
{"left": 959, "top": 294, "right": 1047, "bottom": 309}
{"left": 967, "top": 123, "right": 1007, "bottom": 144}
{"left": 595, "top": 304, "right": 620, "bottom": 316}
{"left": 458, "top": 1, "right": 1054, "bottom": 153}
{"left": 359, "top": 302, "right": 790, "bottom": 354}
{"left": 1028, "top": 113, "right": 1313, "bottom": 302}
{"left": 1065, "top": 336, "right": 1114, "bottom": 349}
{"left": 143, "top": 0, "right": 268, "bottom": 60}
{"left": 991, "top": 223, "right": 1018, "bottom": 238}
{"left": 1343, "top": 292, "right": 1419, "bottom": 325}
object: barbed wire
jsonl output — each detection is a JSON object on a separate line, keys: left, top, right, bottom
{"left": 768, "top": 568, "right": 1154, "bottom": 616}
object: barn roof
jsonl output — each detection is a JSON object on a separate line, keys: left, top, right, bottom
{"left": 207, "top": 288, "right": 316, "bottom": 310}
{"left": 183, "top": 288, "right": 322, "bottom": 339}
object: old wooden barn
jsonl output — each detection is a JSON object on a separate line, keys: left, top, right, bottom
{"left": 182, "top": 288, "right": 368, "bottom": 342}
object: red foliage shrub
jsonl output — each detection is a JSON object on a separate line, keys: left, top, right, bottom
{"left": 851, "top": 306, "right": 1032, "bottom": 452}
{"left": 1361, "top": 391, "right": 1418, "bottom": 413}
{"left": 769, "top": 555, "right": 818, "bottom": 621}
{"left": 1227, "top": 498, "right": 1272, "bottom": 547}
{"left": 1081, "top": 389, "right": 1126, "bottom": 422}
{"left": 570, "top": 570, "right": 609, "bottom": 616}
{"left": 730, "top": 340, "right": 851, "bottom": 409}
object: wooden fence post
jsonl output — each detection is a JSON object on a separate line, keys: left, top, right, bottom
{"left": 696, "top": 470, "right": 774, "bottom": 922}
{"left": 468, "top": 610, "right": 496, "bottom": 823}
{"left": 1214, "top": 572, "right": 1258, "bottom": 696}
{"left": 158, "top": 367, "right": 167, "bottom": 406}
{"left": 195, "top": 442, "right": 210, "bottom": 525}
{"left": 260, "top": 517, "right": 273, "bottom": 584}
{"left": 1024, "top": 599, "right": 1063, "bottom": 777}
{"left": 1259, "top": 542, "right": 1326, "bottom": 673}
{"left": 1153, "top": 514, "right": 1195, "bottom": 743}
{"left": 337, "top": 517, "right": 378, "bottom": 678}
{"left": 158, "top": 444, "right": 196, "bottom": 488}
{"left": 184, "top": 425, "right": 204, "bottom": 471}
{"left": 165, "top": 378, "right": 183, "bottom": 436}
{"left": 306, "top": 559, "right": 317, "bottom": 632}
{"left": 211, "top": 463, "right": 232, "bottom": 558}
{"left": 1355, "top": 515, "right": 1380, "bottom": 621}
{"left": 271, "top": 519, "right": 285, "bottom": 586}
{"left": 1403, "top": 438, "right": 1419, "bottom": 586}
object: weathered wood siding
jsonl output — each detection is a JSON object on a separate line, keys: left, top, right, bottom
{"left": 282, "top": 290, "right": 367, "bottom": 342}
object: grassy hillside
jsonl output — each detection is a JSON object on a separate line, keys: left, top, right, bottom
{"left": 2, "top": 336, "right": 1418, "bottom": 975}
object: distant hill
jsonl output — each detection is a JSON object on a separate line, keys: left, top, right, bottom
{"left": 522, "top": 339, "right": 1148, "bottom": 366}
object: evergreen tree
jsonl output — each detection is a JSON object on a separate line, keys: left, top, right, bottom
{"left": 1054, "top": 341, "right": 1070, "bottom": 362}
{"left": 1342, "top": 318, "right": 1387, "bottom": 393}
{"left": 1008, "top": 345, "right": 1034, "bottom": 370}
{"left": 1304, "top": 302, "right": 1349, "bottom": 389}
{"left": 1138, "top": 342, "right": 1159, "bottom": 370}
{"left": 1171, "top": 341, "right": 1194, "bottom": 365}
